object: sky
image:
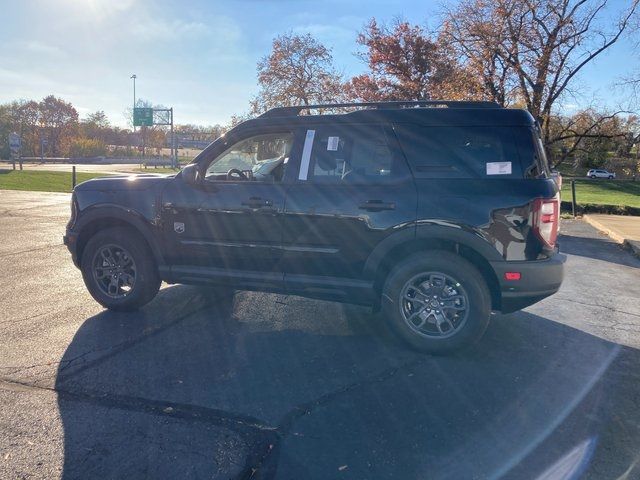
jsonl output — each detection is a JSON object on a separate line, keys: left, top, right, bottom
{"left": 0, "top": 0, "right": 637, "bottom": 128}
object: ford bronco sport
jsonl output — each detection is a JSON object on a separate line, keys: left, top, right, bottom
{"left": 64, "top": 101, "right": 564, "bottom": 353}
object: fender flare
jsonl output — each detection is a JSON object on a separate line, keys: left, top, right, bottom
{"left": 363, "top": 222, "right": 502, "bottom": 280}
{"left": 73, "top": 204, "right": 165, "bottom": 266}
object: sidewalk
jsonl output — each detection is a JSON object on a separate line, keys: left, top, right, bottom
{"left": 583, "top": 214, "right": 640, "bottom": 257}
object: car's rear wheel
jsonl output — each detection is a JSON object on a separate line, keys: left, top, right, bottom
{"left": 608, "top": 175, "right": 614, "bottom": 179}
{"left": 81, "top": 227, "right": 161, "bottom": 311}
{"left": 381, "top": 251, "right": 491, "bottom": 354}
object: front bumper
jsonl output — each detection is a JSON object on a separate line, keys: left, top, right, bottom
{"left": 491, "top": 253, "right": 566, "bottom": 313}
{"left": 63, "top": 231, "right": 80, "bottom": 268}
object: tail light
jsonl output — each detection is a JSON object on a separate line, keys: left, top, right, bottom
{"left": 532, "top": 196, "right": 559, "bottom": 248}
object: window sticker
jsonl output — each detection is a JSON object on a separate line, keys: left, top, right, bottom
{"left": 486, "top": 161, "right": 512, "bottom": 175}
{"left": 298, "top": 129, "right": 316, "bottom": 180}
{"left": 327, "top": 136, "right": 340, "bottom": 151}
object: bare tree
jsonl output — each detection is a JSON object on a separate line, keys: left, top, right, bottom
{"left": 443, "top": 0, "right": 639, "bottom": 153}
{"left": 441, "top": 5, "right": 518, "bottom": 106}
{"left": 250, "top": 33, "right": 344, "bottom": 114}
{"left": 547, "top": 108, "right": 630, "bottom": 165}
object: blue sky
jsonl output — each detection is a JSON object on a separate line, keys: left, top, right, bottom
{"left": 0, "top": 0, "right": 636, "bottom": 127}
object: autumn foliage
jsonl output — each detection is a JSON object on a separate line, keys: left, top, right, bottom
{"left": 346, "top": 19, "right": 479, "bottom": 102}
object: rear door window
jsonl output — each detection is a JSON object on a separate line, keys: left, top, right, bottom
{"left": 306, "top": 125, "right": 409, "bottom": 184}
{"left": 393, "top": 125, "right": 524, "bottom": 179}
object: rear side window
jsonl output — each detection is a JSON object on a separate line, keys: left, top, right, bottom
{"left": 306, "top": 125, "right": 408, "bottom": 184}
{"left": 393, "top": 125, "right": 524, "bottom": 179}
{"left": 524, "top": 130, "right": 551, "bottom": 178}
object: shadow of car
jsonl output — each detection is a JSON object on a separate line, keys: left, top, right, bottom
{"left": 54, "top": 282, "right": 640, "bottom": 479}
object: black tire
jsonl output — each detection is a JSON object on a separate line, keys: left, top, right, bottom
{"left": 381, "top": 251, "right": 491, "bottom": 354}
{"left": 81, "top": 227, "right": 161, "bottom": 311}
{"left": 608, "top": 175, "right": 614, "bottom": 179}
{"left": 590, "top": 175, "right": 597, "bottom": 179}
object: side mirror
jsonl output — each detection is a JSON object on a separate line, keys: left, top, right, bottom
{"left": 181, "top": 163, "right": 200, "bottom": 186}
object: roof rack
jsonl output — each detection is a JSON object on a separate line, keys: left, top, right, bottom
{"left": 259, "top": 100, "right": 500, "bottom": 118}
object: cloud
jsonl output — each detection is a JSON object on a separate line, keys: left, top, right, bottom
{"left": 56, "top": 0, "right": 136, "bottom": 20}
{"left": 289, "top": 14, "right": 363, "bottom": 43}
{"left": 22, "top": 41, "right": 67, "bottom": 58}
{"left": 131, "top": 18, "right": 213, "bottom": 42}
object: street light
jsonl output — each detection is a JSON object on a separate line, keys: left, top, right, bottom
{"left": 130, "top": 74, "right": 136, "bottom": 108}
{"left": 130, "top": 74, "right": 136, "bottom": 131}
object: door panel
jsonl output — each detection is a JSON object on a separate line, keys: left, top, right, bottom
{"left": 161, "top": 179, "right": 286, "bottom": 273}
{"left": 282, "top": 183, "right": 415, "bottom": 279}
{"left": 282, "top": 124, "right": 417, "bottom": 282}
{"left": 160, "top": 128, "right": 300, "bottom": 278}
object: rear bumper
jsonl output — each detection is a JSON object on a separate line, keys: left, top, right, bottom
{"left": 491, "top": 253, "right": 566, "bottom": 313}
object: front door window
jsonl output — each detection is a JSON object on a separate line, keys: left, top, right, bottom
{"left": 205, "top": 132, "right": 294, "bottom": 183}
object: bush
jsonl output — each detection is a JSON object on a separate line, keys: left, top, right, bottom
{"left": 68, "top": 138, "right": 106, "bottom": 158}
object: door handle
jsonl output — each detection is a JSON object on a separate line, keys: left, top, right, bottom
{"left": 242, "top": 197, "right": 273, "bottom": 209}
{"left": 358, "top": 200, "right": 395, "bottom": 212}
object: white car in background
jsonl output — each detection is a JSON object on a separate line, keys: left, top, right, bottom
{"left": 587, "top": 169, "right": 615, "bottom": 179}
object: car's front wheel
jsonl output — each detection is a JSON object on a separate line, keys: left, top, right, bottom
{"left": 590, "top": 175, "right": 597, "bottom": 179}
{"left": 80, "top": 227, "right": 161, "bottom": 311}
{"left": 381, "top": 251, "right": 491, "bottom": 354}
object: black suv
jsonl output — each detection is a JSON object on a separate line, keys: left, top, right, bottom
{"left": 64, "top": 101, "right": 564, "bottom": 353}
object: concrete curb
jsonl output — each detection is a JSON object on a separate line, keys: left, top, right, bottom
{"left": 624, "top": 240, "right": 640, "bottom": 258}
{"left": 583, "top": 214, "right": 640, "bottom": 258}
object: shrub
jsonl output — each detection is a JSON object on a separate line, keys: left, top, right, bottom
{"left": 68, "top": 138, "right": 106, "bottom": 158}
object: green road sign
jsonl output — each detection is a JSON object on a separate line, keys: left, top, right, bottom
{"left": 133, "top": 107, "right": 153, "bottom": 126}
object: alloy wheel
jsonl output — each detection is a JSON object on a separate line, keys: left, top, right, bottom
{"left": 91, "top": 244, "right": 137, "bottom": 298}
{"left": 399, "top": 271, "right": 470, "bottom": 338}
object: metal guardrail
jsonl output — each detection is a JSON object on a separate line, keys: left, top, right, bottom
{"left": 12, "top": 156, "right": 173, "bottom": 165}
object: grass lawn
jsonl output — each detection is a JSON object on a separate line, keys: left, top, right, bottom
{"left": 0, "top": 170, "right": 113, "bottom": 193}
{"left": 562, "top": 180, "right": 640, "bottom": 208}
{"left": 3, "top": 168, "right": 638, "bottom": 209}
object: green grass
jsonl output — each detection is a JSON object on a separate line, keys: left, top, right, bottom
{"left": 3, "top": 169, "right": 638, "bottom": 210}
{"left": 562, "top": 180, "right": 640, "bottom": 208}
{"left": 0, "top": 170, "right": 113, "bottom": 193}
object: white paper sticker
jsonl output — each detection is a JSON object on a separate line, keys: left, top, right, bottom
{"left": 298, "top": 129, "right": 316, "bottom": 180}
{"left": 327, "top": 136, "right": 339, "bottom": 151}
{"left": 486, "top": 161, "right": 512, "bottom": 175}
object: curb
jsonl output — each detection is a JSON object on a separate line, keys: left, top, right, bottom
{"left": 583, "top": 214, "right": 640, "bottom": 258}
{"left": 624, "top": 240, "right": 640, "bottom": 258}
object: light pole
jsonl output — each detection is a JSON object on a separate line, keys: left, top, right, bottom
{"left": 130, "top": 74, "right": 136, "bottom": 109}
{"left": 130, "top": 74, "right": 137, "bottom": 131}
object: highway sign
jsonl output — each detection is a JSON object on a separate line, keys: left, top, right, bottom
{"left": 9, "top": 132, "right": 21, "bottom": 153}
{"left": 133, "top": 107, "right": 153, "bottom": 126}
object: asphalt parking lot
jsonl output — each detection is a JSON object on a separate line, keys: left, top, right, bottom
{"left": 1, "top": 190, "right": 640, "bottom": 480}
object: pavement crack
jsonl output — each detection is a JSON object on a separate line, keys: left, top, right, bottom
{"left": 0, "top": 243, "right": 64, "bottom": 258}
{"left": 0, "top": 376, "right": 276, "bottom": 433}
{"left": 0, "top": 312, "right": 45, "bottom": 325}
{"left": 55, "top": 295, "right": 212, "bottom": 384}
{"left": 0, "top": 375, "right": 279, "bottom": 480}
{"left": 1, "top": 292, "right": 213, "bottom": 380}
{"left": 239, "top": 356, "right": 428, "bottom": 479}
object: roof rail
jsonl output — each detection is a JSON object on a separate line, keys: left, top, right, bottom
{"left": 259, "top": 100, "right": 500, "bottom": 118}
